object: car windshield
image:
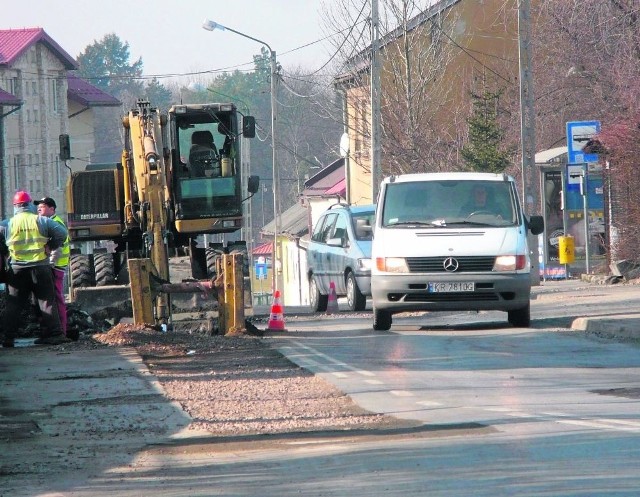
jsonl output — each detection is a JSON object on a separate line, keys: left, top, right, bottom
{"left": 381, "top": 180, "right": 519, "bottom": 228}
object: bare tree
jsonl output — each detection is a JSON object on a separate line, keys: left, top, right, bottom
{"left": 529, "top": 0, "right": 640, "bottom": 264}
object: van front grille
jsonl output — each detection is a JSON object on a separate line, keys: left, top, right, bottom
{"left": 406, "top": 256, "right": 496, "bottom": 273}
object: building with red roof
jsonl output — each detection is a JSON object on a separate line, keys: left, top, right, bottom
{"left": 0, "top": 27, "right": 120, "bottom": 217}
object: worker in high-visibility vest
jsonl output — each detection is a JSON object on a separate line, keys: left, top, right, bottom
{"left": 0, "top": 191, "right": 68, "bottom": 348}
{"left": 34, "top": 197, "right": 72, "bottom": 339}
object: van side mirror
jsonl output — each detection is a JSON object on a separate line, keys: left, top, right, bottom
{"left": 242, "top": 116, "right": 256, "bottom": 138}
{"left": 527, "top": 215, "right": 544, "bottom": 235}
{"left": 355, "top": 218, "right": 372, "bottom": 238}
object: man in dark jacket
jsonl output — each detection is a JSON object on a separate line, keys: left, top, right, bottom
{"left": 1, "top": 191, "right": 68, "bottom": 348}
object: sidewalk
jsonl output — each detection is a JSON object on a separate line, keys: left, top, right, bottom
{"left": 0, "top": 345, "right": 202, "bottom": 497}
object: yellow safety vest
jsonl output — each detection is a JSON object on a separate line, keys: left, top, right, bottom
{"left": 7, "top": 212, "right": 48, "bottom": 263}
{"left": 52, "top": 214, "right": 70, "bottom": 268}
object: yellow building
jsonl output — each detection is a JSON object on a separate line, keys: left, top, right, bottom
{"left": 335, "top": 0, "right": 522, "bottom": 203}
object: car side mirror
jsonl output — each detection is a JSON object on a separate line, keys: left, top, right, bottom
{"left": 527, "top": 215, "right": 544, "bottom": 235}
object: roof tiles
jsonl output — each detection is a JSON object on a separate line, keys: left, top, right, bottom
{"left": 67, "top": 74, "right": 120, "bottom": 107}
{"left": 0, "top": 27, "right": 77, "bottom": 69}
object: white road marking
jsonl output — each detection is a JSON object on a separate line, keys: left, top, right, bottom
{"left": 390, "top": 390, "right": 414, "bottom": 397}
{"left": 416, "top": 400, "right": 443, "bottom": 407}
{"left": 485, "top": 407, "right": 640, "bottom": 433}
{"left": 365, "top": 379, "right": 384, "bottom": 385}
{"left": 288, "top": 340, "right": 377, "bottom": 378}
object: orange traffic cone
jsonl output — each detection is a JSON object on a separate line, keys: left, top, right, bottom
{"left": 267, "top": 290, "right": 287, "bottom": 331}
{"left": 326, "top": 281, "right": 339, "bottom": 314}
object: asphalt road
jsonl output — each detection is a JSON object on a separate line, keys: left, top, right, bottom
{"left": 2, "top": 279, "right": 640, "bottom": 496}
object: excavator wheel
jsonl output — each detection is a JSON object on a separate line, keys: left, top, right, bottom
{"left": 205, "top": 243, "right": 225, "bottom": 279}
{"left": 70, "top": 254, "right": 95, "bottom": 289}
{"left": 94, "top": 252, "right": 116, "bottom": 287}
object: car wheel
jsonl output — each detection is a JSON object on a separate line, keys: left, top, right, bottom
{"left": 309, "top": 276, "right": 328, "bottom": 312}
{"left": 373, "top": 307, "right": 392, "bottom": 331}
{"left": 508, "top": 303, "right": 530, "bottom": 327}
{"left": 346, "top": 272, "right": 366, "bottom": 311}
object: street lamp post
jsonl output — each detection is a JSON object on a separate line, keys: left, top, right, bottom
{"left": 202, "top": 19, "right": 280, "bottom": 297}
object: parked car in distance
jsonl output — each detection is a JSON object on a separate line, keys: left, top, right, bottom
{"left": 306, "top": 203, "right": 375, "bottom": 312}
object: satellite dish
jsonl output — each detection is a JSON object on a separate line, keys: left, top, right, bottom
{"left": 339, "top": 133, "right": 350, "bottom": 158}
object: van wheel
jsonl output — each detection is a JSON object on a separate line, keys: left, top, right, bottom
{"left": 309, "top": 276, "right": 328, "bottom": 312}
{"left": 508, "top": 303, "right": 530, "bottom": 327}
{"left": 373, "top": 308, "right": 392, "bottom": 331}
{"left": 346, "top": 272, "right": 366, "bottom": 311}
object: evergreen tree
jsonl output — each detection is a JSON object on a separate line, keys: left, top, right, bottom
{"left": 461, "top": 90, "right": 511, "bottom": 173}
{"left": 76, "top": 33, "right": 144, "bottom": 98}
{"left": 145, "top": 78, "right": 173, "bottom": 110}
{"left": 75, "top": 33, "right": 145, "bottom": 162}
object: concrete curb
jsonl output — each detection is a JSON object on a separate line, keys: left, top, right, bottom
{"left": 571, "top": 314, "right": 640, "bottom": 340}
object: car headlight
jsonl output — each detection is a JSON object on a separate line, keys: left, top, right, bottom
{"left": 358, "top": 258, "right": 372, "bottom": 271}
{"left": 376, "top": 257, "right": 409, "bottom": 273}
{"left": 493, "top": 254, "right": 527, "bottom": 271}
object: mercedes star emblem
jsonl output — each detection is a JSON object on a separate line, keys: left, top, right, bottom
{"left": 443, "top": 257, "right": 459, "bottom": 272}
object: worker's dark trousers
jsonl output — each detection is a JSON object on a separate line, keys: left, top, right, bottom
{"left": 2, "top": 265, "right": 62, "bottom": 342}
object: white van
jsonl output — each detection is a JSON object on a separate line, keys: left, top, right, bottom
{"left": 369, "top": 172, "right": 544, "bottom": 330}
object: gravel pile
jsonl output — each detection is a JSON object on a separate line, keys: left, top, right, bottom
{"left": 86, "top": 323, "right": 404, "bottom": 436}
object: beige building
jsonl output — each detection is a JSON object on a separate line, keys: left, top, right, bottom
{"left": 335, "top": 0, "right": 522, "bottom": 203}
{"left": 0, "top": 27, "right": 119, "bottom": 219}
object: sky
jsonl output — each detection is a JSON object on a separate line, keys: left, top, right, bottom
{"left": 2, "top": 0, "right": 336, "bottom": 82}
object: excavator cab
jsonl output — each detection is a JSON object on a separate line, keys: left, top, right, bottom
{"left": 169, "top": 104, "right": 251, "bottom": 237}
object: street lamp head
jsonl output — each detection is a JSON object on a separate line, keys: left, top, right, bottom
{"left": 202, "top": 19, "right": 225, "bottom": 32}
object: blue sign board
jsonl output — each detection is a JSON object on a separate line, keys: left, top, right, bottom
{"left": 566, "top": 121, "right": 600, "bottom": 164}
{"left": 255, "top": 262, "right": 267, "bottom": 280}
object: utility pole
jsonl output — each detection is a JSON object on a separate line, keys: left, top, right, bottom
{"left": 518, "top": 0, "right": 540, "bottom": 284}
{"left": 370, "top": 0, "right": 382, "bottom": 202}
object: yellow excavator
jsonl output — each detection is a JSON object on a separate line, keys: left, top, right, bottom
{"left": 65, "top": 100, "right": 259, "bottom": 333}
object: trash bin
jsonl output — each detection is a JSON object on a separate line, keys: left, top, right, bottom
{"left": 558, "top": 235, "right": 575, "bottom": 264}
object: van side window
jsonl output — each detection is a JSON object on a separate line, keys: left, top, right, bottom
{"left": 320, "top": 213, "right": 338, "bottom": 243}
{"left": 311, "top": 215, "right": 326, "bottom": 242}
{"left": 331, "top": 214, "right": 348, "bottom": 244}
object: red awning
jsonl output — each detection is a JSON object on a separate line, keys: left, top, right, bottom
{"left": 325, "top": 178, "right": 346, "bottom": 195}
{"left": 252, "top": 242, "right": 272, "bottom": 255}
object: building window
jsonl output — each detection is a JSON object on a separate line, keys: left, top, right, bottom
{"left": 26, "top": 110, "right": 31, "bottom": 122}
{"left": 32, "top": 81, "right": 37, "bottom": 95}
{"left": 25, "top": 80, "right": 30, "bottom": 96}
{"left": 51, "top": 79, "right": 59, "bottom": 111}
{"left": 35, "top": 153, "right": 40, "bottom": 166}
{"left": 9, "top": 77, "right": 19, "bottom": 95}
{"left": 33, "top": 109, "right": 39, "bottom": 122}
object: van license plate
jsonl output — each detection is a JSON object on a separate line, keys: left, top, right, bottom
{"left": 428, "top": 282, "right": 475, "bottom": 292}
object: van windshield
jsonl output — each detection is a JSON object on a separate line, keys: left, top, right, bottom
{"left": 382, "top": 180, "right": 519, "bottom": 228}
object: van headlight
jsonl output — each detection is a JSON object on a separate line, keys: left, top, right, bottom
{"left": 376, "top": 257, "right": 408, "bottom": 272}
{"left": 358, "top": 258, "right": 372, "bottom": 271}
{"left": 493, "top": 255, "right": 527, "bottom": 271}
